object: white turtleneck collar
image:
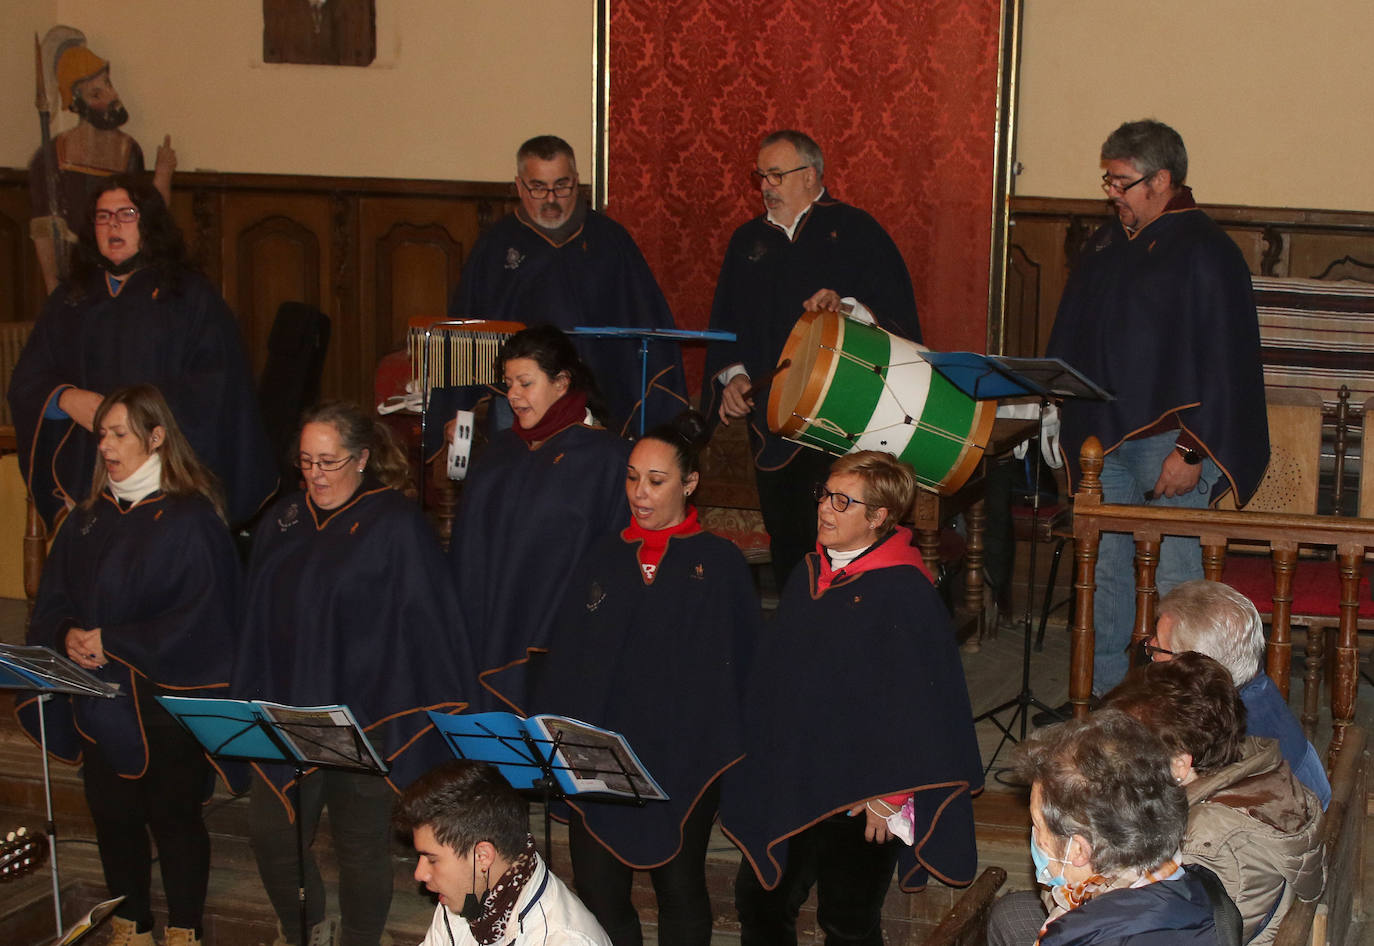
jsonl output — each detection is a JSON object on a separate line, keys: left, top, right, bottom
{"left": 825, "top": 543, "right": 871, "bottom": 571}
{"left": 108, "top": 452, "right": 163, "bottom": 505}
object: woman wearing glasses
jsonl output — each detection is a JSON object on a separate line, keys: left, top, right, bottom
{"left": 720, "top": 450, "right": 984, "bottom": 946}
{"left": 9, "top": 176, "right": 276, "bottom": 533}
{"left": 448, "top": 325, "right": 629, "bottom": 713}
{"left": 528, "top": 410, "right": 757, "bottom": 946}
{"left": 233, "top": 400, "right": 475, "bottom": 946}
{"left": 19, "top": 385, "right": 240, "bottom": 946}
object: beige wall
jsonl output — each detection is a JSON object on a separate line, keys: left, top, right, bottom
{"left": 1, "top": 0, "right": 593, "bottom": 182}
{"left": 1016, "top": 0, "right": 1373, "bottom": 213}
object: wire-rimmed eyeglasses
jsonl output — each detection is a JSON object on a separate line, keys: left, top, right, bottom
{"left": 298, "top": 454, "right": 355, "bottom": 473}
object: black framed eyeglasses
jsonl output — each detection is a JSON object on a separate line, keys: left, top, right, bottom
{"left": 94, "top": 206, "right": 139, "bottom": 226}
{"left": 813, "top": 484, "right": 871, "bottom": 513}
{"left": 1135, "top": 636, "right": 1176, "bottom": 663}
{"left": 298, "top": 454, "right": 355, "bottom": 472}
{"left": 752, "top": 165, "right": 808, "bottom": 187}
{"left": 520, "top": 178, "right": 576, "bottom": 199}
{"left": 1100, "top": 172, "right": 1152, "bottom": 195}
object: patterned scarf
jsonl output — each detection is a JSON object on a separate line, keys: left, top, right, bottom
{"left": 1037, "top": 855, "right": 1182, "bottom": 943}
{"left": 468, "top": 835, "right": 538, "bottom": 946}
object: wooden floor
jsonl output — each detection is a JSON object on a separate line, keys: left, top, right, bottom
{"left": 1, "top": 533, "right": 1369, "bottom": 946}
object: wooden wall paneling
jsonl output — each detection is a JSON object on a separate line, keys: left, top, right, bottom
{"left": 220, "top": 192, "right": 333, "bottom": 399}
{"left": 0, "top": 186, "right": 47, "bottom": 323}
{"left": 1288, "top": 233, "right": 1374, "bottom": 280}
{"left": 357, "top": 196, "right": 487, "bottom": 394}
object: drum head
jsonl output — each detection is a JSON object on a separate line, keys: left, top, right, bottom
{"left": 768, "top": 310, "right": 838, "bottom": 438}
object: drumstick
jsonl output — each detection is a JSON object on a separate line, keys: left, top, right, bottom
{"left": 745, "top": 359, "right": 791, "bottom": 401}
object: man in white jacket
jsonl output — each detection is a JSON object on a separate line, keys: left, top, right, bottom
{"left": 396, "top": 762, "right": 612, "bottom": 946}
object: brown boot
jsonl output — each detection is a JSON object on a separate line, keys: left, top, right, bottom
{"left": 103, "top": 916, "right": 155, "bottom": 946}
{"left": 163, "top": 927, "right": 202, "bottom": 946}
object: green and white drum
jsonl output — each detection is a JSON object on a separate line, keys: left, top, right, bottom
{"left": 767, "top": 310, "right": 995, "bottom": 494}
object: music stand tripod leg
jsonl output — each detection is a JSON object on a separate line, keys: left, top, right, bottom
{"left": 38, "top": 693, "right": 63, "bottom": 938}
{"left": 295, "top": 766, "right": 308, "bottom": 946}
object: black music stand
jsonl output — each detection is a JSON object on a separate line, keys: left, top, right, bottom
{"left": 570, "top": 327, "right": 735, "bottom": 436}
{"left": 158, "top": 697, "right": 387, "bottom": 944}
{"left": 0, "top": 643, "right": 119, "bottom": 940}
{"left": 427, "top": 711, "right": 665, "bottom": 865}
{"left": 916, "top": 355, "right": 1111, "bottom": 778}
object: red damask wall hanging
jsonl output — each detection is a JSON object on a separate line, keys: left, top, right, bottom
{"left": 607, "top": 0, "right": 1001, "bottom": 393}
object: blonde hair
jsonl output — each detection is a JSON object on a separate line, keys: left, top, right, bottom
{"left": 827, "top": 450, "right": 917, "bottom": 538}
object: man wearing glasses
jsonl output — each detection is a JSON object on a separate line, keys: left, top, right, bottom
{"left": 447, "top": 135, "right": 686, "bottom": 436}
{"left": 704, "top": 129, "right": 920, "bottom": 593}
{"left": 1039, "top": 120, "right": 1269, "bottom": 715}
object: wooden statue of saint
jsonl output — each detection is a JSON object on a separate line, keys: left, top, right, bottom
{"left": 29, "top": 27, "right": 177, "bottom": 294}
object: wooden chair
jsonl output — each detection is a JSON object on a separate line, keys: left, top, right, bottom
{"left": 695, "top": 420, "right": 773, "bottom": 582}
{"left": 920, "top": 866, "right": 1007, "bottom": 946}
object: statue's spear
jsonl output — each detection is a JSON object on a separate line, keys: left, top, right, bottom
{"left": 35, "top": 32, "right": 68, "bottom": 283}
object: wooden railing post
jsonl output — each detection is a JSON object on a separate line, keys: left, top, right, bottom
{"left": 1131, "top": 535, "right": 1161, "bottom": 670}
{"left": 1330, "top": 544, "right": 1363, "bottom": 763}
{"left": 1266, "top": 544, "right": 1297, "bottom": 701}
{"left": 1070, "top": 438, "right": 1104, "bottom": 719}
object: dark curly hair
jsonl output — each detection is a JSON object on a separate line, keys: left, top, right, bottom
{"left": 640, "top": 409, "right": 709, "bottom": 478}
{"left": 66, "top": 175, "right": 191, "bottom": 303}
{"left": 1103, "top": 651, "right": 1247, "bottom": 775}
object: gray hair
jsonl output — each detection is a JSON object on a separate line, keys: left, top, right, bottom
{"left": 1015, "top": 709, "right": 1188, "bottom": 876}
{"left": 760, "top": 129, "right": 824, "bottom": 181}
{"left": 1100, "top": 119, "right": 1187, "bottom": 187}
{"left": 516, "top": 135, "right": 577, "bottom": 176}
{"left": 1158, "top": 580, "right": 1265, "bottom": 685}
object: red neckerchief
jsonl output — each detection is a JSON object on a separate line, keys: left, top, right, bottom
{"left": 814, "top": 525, "right": 932, "bottom": 593}
{"left": 512, "top": 390, "right": 589, "bottom": 444}
{"left": 622, "top": 506, "right": 701, "bottom": 583}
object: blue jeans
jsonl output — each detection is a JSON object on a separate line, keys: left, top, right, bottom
{"left": 1093, "top": 432, "right": 1218, "bottom": 693}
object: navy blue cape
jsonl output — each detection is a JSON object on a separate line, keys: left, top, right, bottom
{"left": 527, "top": 527, "right": 757, "bottom": 866}
{"left": 8, "top": 269, "right": 278, "bottom": 528}
{"left": 232, "top": 485, "right": 476, "bottom": 816}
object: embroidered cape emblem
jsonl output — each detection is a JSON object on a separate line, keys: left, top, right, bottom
{"left": 553, "top": 453, "right": 565, "bottom": 464}
{"left": 278, "top": 502, "right": 300, "bottom": 532}
{"left": 504, "top": 247, "right": 524, "bottom": 270}
{"left": 350, "top": 521, "right": 360, "bottom": 534}
{"left": 746, "top": 241, "right": 768, "bottom": 263}
{"left": 80, "top": 514, "right": 97, "bottom": 535}
{"left": 690, "top": 564, "right": 705, "bottom": 580}
{"left": 586, "top": 581, "right": 606, "bottom": 612}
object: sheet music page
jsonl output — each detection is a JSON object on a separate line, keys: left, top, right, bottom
{"left": 531, "top": 715, "right": 668, "bottom": 801}
{"left": 259, "top": 702, "right": 386, "bottom": 772}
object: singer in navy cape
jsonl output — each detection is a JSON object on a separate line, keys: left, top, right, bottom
{"left": 449, "top": 422, "right": 629, "bottom": 713}
{"left": 448, "top": 209, "right": 689, "bottom": 436}
{"left": 528, "top": 526, "right": 757, "bottom": 865}
{"left": 1047, "top": 201, "right": 1269, "bottom": 503}
{"left": 9, "top": 268, "right": 278, "bottom": 529}
{"left": 232, "top": 482, "right": 475, "bottom": 809}
{"left": 17, "top": 490, "right": 240, "bottom": 781}
{"left": 719, "top": 529, "right": 983, "bottom": 894}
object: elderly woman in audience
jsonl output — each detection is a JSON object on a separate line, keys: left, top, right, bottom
{"left": 528, "top": 410, "right": 757, "bottom": 946}
{"left": 994, "top": 710, "right": 1240, "bottom": 945}
{"left": 448, "top": 324, "right": 629, "bottom": 712}
{"left": 9, "top": 175, "right": 275, "bottom": 531}
{"left": 1149, "top": 579, "right": 1330, "bottom": 807}
{"left": 1105, "top": 652, "right": 1325, "bottom": 945}
{"left": 19, "top": 385, "right": 241, "bottom": 946}
{"left": 233, "top": 401, "right": 475, "bottom": 946}
{"left": 720, "top": 450, "right": 983, "bottom": 946}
